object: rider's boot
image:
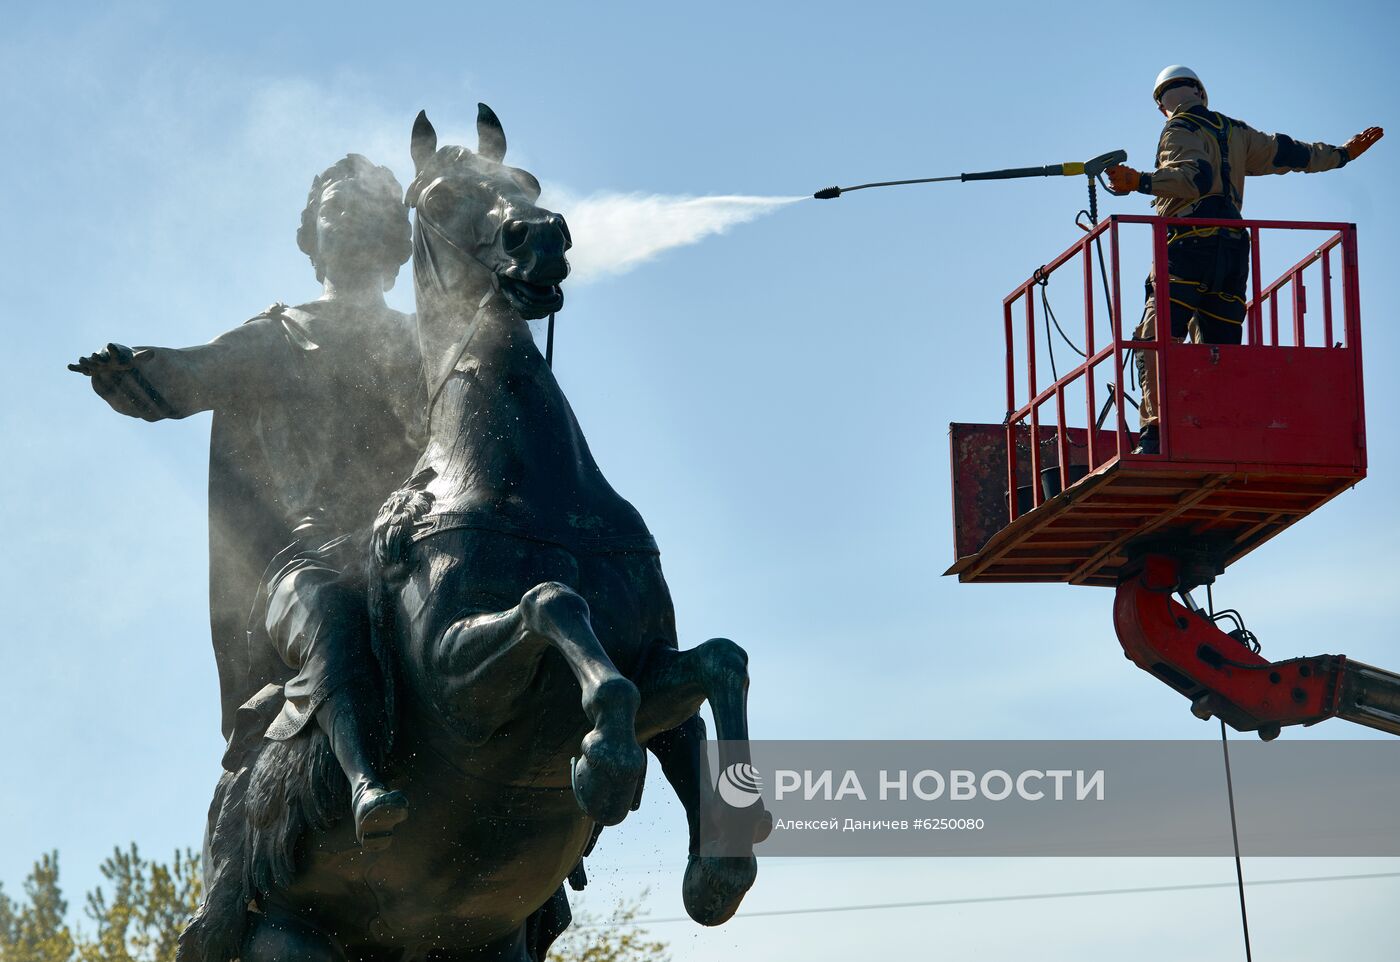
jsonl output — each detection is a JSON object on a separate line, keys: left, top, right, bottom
{"left": 315, "top": 690, "right": 408, "bottom": 851}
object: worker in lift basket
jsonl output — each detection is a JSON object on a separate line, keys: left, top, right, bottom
{"left": 1105, "top": 65, "right": 1382, "bottom": 455}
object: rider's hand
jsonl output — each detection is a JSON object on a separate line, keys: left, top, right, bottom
{"left": 68, "top": 343, "right": 165, "bottom": 420}
{"left": 1106, "top": 164, "right": 1143, "bottom": 193}
{"left": 68, "top": 342, "right": 142, "bottom": 376}
{"left": 1342, "top": 126, "right": 1384, "bottom": 162}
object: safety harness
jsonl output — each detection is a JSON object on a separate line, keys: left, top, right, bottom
{"left": 1165, "top": 106, "right": 1245, "bottom": 235}
{"left": 1160, "top": 107, "right": 1250, "bottom": 300}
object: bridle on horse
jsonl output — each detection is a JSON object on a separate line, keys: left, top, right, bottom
{"left": 413, "top": 190, "right": 557, "bottom": 368}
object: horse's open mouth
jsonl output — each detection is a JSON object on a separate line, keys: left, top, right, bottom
{"left": 499, "top": 276, "right": 564, "bottom": 319}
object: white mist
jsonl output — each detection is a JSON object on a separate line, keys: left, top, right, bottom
{"left": 545, "top": 190, "right": 804, "bottom": 283}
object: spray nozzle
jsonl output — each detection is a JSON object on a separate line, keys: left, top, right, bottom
{"left": 813, "top": 186, "right": 842, "bottom": 200}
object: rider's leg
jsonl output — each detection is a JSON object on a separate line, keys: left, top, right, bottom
{"left": 315, "top": 681, "right": 408, "bottom": 849}
{"left": 265, "top": 564, "right": 406, "bottom": 849}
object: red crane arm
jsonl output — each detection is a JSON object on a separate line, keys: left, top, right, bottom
{"left": 1113, "top": 552, "right": 1400, "bottom": 739}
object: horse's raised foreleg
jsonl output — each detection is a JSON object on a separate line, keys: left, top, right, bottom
{"left": 637, "top": 639, "right": 769, "bottom": 925}
{"left": 646, "top": 714, "right": 710, "bottom": 853}
{"left": 437, "top": 581, "right": 644, "bottom": 826}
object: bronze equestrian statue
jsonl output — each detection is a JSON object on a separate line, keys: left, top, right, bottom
{"left": 71, "top": 105, "right": 766, "bottom": 962}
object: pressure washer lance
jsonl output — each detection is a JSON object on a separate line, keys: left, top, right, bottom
{"left": 814, "top": 149, "right": 1132, "bottom": 379}
{"left": 813, "top": 149, "right": 1128, "bottom": 208}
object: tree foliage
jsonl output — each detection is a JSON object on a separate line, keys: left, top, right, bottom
{"left": 0, "top": 853, "right": 75, "bottom": 962}
{"left": 1, "top": 847, "right": 665, "bottom": 962}
{"left": 0, "top": 848, "right": 200, "bottom": 962}
{"left": 79, "top": 846, "right": 202, "bottom": 962}
{"left": 547, "top": 895, "right": 669, "bottom": 962}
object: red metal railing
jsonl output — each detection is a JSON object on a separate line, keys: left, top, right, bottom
{"left": 1003, "top": 215, "right": 1361, "bottom": 523}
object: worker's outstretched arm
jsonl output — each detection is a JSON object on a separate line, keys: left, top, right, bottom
{"left": 1242, "top": 123, "right": 1382, "bottom": 176}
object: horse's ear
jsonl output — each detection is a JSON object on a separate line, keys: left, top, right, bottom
{"left": 506, "top": 167, "right": 541, "bottom": 201}
{"left": 411, "top": 110, "right": 438, "bottom": 173}
{"left": 477, "top": 103, "right": 507, "bottom": 163}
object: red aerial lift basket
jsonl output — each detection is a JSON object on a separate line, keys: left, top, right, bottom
{"left": 946, "top": 215, "right": 1366, "bottom": 587}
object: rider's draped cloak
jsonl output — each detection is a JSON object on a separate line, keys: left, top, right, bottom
{"left": 201, "top": 303, "right": 425, "bottom": 744}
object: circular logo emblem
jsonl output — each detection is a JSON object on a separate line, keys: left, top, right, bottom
{"left": 717, "top": 762, "right": 763, "bottom": 808}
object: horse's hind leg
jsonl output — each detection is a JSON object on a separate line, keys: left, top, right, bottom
{"left": 438, "top": 581, "right": 644, "bottom": 826}
{"left": 638, "top": 639, "right": 769, "bottom": 926}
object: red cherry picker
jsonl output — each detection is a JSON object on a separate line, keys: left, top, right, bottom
{"left": 814, "top": 156, "right": 1395, "bottom": 956}
{"left": 943, "top": 213, "right": 1400, "bottom": 740}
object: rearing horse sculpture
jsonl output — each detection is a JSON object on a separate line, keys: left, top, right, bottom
{"left": 184, "top": 105, "right": 766, "bottom": 962}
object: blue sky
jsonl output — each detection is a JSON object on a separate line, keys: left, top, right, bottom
{"left": 2, "top": 2, "right": 1398, "bottom": 958}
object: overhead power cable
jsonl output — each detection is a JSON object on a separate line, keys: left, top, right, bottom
{"left": 572, "top": 871, "right": 1400, "bottom": 929}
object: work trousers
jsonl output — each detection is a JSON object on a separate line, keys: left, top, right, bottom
{"left": 1135, "top": 229, "right": 1251, "bottom": 428}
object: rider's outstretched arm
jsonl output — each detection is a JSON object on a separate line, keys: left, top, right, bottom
{"left": 71, "top": 315, "right": 291, "bottom": 421}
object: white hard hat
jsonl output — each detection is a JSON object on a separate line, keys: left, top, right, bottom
{"left": 1153, "top": 65, "right": 1206, "bottom": 105}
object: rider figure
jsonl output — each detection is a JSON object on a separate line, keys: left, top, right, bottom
{"left": 1105, "top": 66, "right": 1383, "bottom": 455}
{"left": 71, "top": 155, "right": 425, "bottom": 848}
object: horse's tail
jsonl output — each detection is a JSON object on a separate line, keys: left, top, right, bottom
{"left": 177, "top": 768, "right": 252, "bottom": 962}
{"left": 177, "top": 730, "right": 347, "bottom": 962}
{"left": 244, "top": 729, "right": 346, "bottom": 896}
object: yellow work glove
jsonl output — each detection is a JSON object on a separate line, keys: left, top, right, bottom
{"left": 1106, "top": 164, "right": 1143, "bottom": 193}
{"left": 1342, "top": 126, "right": 1384, "bottom": 162}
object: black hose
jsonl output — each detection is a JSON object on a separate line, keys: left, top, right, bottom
{"left": 1034, "top": 268, "right": 1088, "bottom": 385}
{"left": 1083, "top": 176, "right": 1144, "bottom": 399}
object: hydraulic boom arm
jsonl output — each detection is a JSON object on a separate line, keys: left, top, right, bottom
{"left": 1113, "top": 553, "right": 1400, "bottom": 740}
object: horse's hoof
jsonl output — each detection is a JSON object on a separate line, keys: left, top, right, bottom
{"left": 682, "top": 854, "right": 757, "bottom": 926}
{"left": 355, "top": 787, "right": 409, "bottom": 851}
{"left": 571, "top": 677, "right": 644, "bottom": 826}
{"left": 571, "top": 737, "right": 645, "bottom": 827}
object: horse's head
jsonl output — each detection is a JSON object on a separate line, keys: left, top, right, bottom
{"left": 406, "top": 105, "right": 570, "bottom": 321}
